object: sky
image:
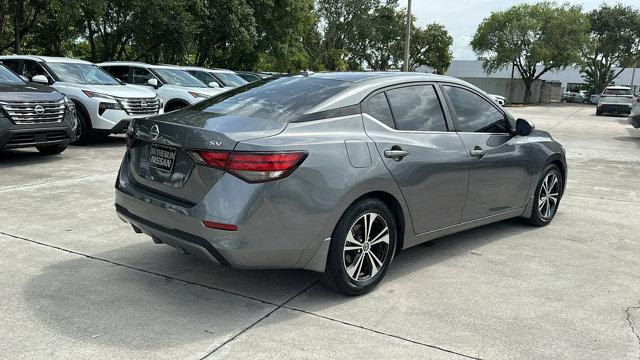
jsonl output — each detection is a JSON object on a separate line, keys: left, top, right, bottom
{"left": 397, "top": 0, "right": 640, "bottom": 60}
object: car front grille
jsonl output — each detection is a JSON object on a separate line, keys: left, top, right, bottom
{"left": 0, "top": 99, "right": 66, "bottom": 124}
{"left": 6, "top": 130, "right": 70, "bottom": 147}
{"left": 119, "top": 97, "right": 161, "bottom": 115}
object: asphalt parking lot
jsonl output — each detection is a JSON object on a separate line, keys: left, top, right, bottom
{"left": 1, "top": 104, "right": 639, "bottom": 359}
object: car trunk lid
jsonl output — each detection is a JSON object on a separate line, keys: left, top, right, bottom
{"left": 127, "top": 110, "right": 287, "bottom": 203}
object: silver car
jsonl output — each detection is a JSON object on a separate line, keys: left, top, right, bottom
{"left": 115, "top": 72, "right": 567, "bottom": 295}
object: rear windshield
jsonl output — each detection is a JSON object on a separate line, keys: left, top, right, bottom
{"left": 603, "top": 88, "right": 632, "bottom": 96}
{"left": 190, "top": 76, "right": 351, "bottom": 122}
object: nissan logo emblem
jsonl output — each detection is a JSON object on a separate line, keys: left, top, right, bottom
{"left": 140, "top": 100, "right": 147, "bottom": 108}
{"left": 34, "top": 105, "right": 45, "bottom": 115}
{"left": 150, "top": 124, "right": 160, "bottom": 140}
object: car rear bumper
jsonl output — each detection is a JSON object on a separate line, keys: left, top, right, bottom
{"left": 0, "top": 120, "right": 74, "bottom": 149}
{"left": 598, "top": 104, "right": 632, "bottom": 114}
{"left": 113, "top": 154, "right": 333, "bottom": 270}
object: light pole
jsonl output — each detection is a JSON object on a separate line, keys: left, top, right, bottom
{"left": 403, "top": 0, "right": 412, "bottom": 72}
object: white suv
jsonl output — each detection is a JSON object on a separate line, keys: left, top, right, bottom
{"left": 98, "top": 62, "right": 226, "bottom": 112}
{"left": 0, "top": 55, "right": 162, "bottom": 144}
{"left": 181, "top": 66, "right": 248, "bottom": 89}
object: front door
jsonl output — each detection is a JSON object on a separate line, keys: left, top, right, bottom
{"left": 441, "top": 84, "right": 532, "bottom": 221}
{"left": 362, "top": 84, "right": 469, "bottom": 235}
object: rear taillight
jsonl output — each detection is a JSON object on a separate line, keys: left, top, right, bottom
{"left": 187, "top": 150, "right": 307, "bottom": 183}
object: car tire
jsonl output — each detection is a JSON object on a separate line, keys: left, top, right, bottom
{"left": 524, "top": 164, "right": 563, "bottom": 227}
{"left": 562, "top": 99, "right": 568, "bottom": 103}
{"left": 72, "top": 108, "right": 92, "bottom": 145}
{"left": 596, "top": 109, "right": 603, "bottom": 116}
{"left": 36, "top": 144, "right": 67, "bottom": 155}
{"left": 321, "top": 198, "right": 397, "bottom": 296}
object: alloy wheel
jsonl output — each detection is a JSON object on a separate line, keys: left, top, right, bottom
{"left": 343, "top": 212, "right": 390, "bottom": 282}
{"left": 538, "top": 173, "right": 560, "bottom": 221}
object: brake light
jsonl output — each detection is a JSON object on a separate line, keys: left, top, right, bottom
{"left": 188, "top": 150, "right": 307, "bottom": 183}
{"left": 202, "top": 220, "right": 238, "bottom": 231}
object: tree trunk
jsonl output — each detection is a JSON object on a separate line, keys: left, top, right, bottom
{"left": 523, "top": 79, "right": 533, "bottom": 104}
{"left": 13, "top": 0, "right": 24, "bottom": 54}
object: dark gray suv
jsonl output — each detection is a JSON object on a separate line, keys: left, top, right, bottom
{"left": 115, "top": 72, "right": 567, "bottom": 295}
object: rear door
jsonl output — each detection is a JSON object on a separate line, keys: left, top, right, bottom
{"left": 441, "top": 84, "right": 531, "bottom": 221}
{"left": 363, "top": 83, "right": 469, "bottom": 235}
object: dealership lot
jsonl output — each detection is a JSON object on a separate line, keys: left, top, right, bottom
{"left": 0, "top": 104, "right": 639, "bottom": 359}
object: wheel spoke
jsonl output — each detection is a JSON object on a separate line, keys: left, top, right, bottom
{"left": 347, "top": 253, "right": 365, "bottom": 280}
{"left": 369, "top": 227, "right": 389, "bottom": 246}
{"left": 345, "top": 231, "right": 360, "bottom": 247}
{"left": 544, "top": 199, "right": 551, "bottom": 218}
{"left": 369, "top": 251, "right": 384, "bottom": 268}
{"left": 367, "top": 253, "right": 379, "bottom": 277}
{"left": 365, "top": 213, "right": 377, "bottom": 241}
{"left": 548, "top": 193, "right": 558, "bottom": 204}
{"left": 548, "top": 175, "right": 558, "bottom": 191}
{"left": 538, "top": 197, "right": 547, "bottom": 211}
{"left": 344, "top": 245, "right": 362, "bottom": 251}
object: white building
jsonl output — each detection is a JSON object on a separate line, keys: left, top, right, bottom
{"left": 419, "top": 60, "right": 640, "bottom": 93}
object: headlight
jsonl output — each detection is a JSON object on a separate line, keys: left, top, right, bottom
{"left": 82, "top": 90, "right": 117, "bottom": 100}
{"left": 188, "top": 91, "right": 209, "bottom": 98}
{"left": 98, "top": 102, "right": 124, "bottom": 115}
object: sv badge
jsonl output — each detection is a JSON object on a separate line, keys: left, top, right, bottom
{"left": 209, "top": 141, "right": 223, "bottom": 147}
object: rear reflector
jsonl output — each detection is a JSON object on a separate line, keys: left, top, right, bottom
{"left": 202, "top": 220, "right": 238, "bottom": 231}
{"left": 188, "top": 150, "right": 307, "bottom": 183}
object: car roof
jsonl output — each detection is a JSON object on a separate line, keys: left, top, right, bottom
{"left": 605, "top": 86, "right": 631, "bottom": 90}
{"left": 0, "top": 55, "right": 91, "bottom": 64}
{"left": 180, "top": 66, "right": 235, "bottom": 73}
{"left": 97, "top": 61, "right": 183, "bottom": 70}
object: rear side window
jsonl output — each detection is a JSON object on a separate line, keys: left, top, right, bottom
{"left": 386, "top": 85, "right": 447, "bottom": 131}
{"left": 191, "top": 77, "right": 351, "bottom": 123}
{"left": 0, "top": 60, "right": 20, "bottom": 73}
{"left": 444, "top": 86, "right": 509, "bottom": 133}
{"left": 365, "top": 93, "right": 395, "bottom": 128}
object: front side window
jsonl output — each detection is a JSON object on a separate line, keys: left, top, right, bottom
{"left": 0, "top": 65, "right": 25, "bottom": 85}
{"left": 153, "top": 68, "right": 207, "bottom": 88}
{"left": 385, "top": 85, "right": 447, "bottom": 131}
{"left": 365, "top": 92, "right": 395, "bottom": 128}
{"left": 132, "top": 67, "right": 155, "bottom": 85}
{"left": 444, "top": 86, "right": 509, "bottom": 133}
{"left": 188, "top": 70, "right": 219, "bottom": 87}
{"left": 23, "top": 61, "right": 51, "bottom": 82}
{"left": 46, "top": 62, "right": 120, "bottom": 85}
{"left": 214, "top": 72, "right": 248, "bottom": 87}
{"left": 106, "top": 66, "right": 130, "bottom": 83}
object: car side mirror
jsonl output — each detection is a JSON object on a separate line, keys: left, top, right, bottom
{"left": 147, "top": 78, "right": 161, "bottom": 88}
{"left": 208, "top": 81, "right": 221, "bottom": 88}
{"left": 31, "top": 75, "right": 49, "bottom": 85}
{"left": 515, "top": 118, "right": 535, "bottom": 136}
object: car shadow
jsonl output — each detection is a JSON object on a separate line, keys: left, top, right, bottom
{"left": 0, "top": 148, "right": 65, "bottom": 166}
{"left": 21, "top": 216, "right": 540, "bottom": 350}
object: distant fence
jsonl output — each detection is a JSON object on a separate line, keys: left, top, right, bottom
{"left": 458, "top": 77, "right": 561, "bottom": 104}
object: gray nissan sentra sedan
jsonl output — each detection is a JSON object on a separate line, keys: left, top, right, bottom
{"left": 115, "top": 72, "right": 566, "bottom": 295}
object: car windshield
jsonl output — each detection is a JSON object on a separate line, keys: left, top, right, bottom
{"left": 0, "top": 65, "right": 25, "bottom": 85}
{"left": 154, "top": 68, "right": 207, "bottom": 88}
{"left": 215, "top": 72, "right": 248, "bottom": 87}
{"left": 603, "top": 88, "right": 632, "bottom": 96}
{"left": 190, "top": 76, "right": 351, "bottom": 123}
{"left": 47, "top": 62, "right": 120, "bottom": 85}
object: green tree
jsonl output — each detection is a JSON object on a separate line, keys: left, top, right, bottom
{"left": 401, "top": 22, "right": 452, "bottom": 74}
{"left": 580, "top": 4, "right": 640, "bottom": 94}
{"left": 354, "top": 0, "right": 405, "bottom": 71}
{"left": 471, "top": 2, "right": 589, "bottom": 104}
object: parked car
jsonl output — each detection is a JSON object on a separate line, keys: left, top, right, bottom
{"left": 115, "top": 72, "right": 567, "bottom": 296}
{"left": 596, "top": 86, "right": 635, "bottom": 116}
{"left": 0, "top": 55, "right": 162, "bottom": 144}
{"left": 489, "top": 94, "right": 506, "bottom": 106}
{"left": 99, "top": 62, "right": 225, "bottom": 113}
{"left": 629, "top": 103, "right": 640, "bottom": 128}
{"left": 562, "top": 91, "right": 589, "bottom": 103}
{"left": 590, "top": 94, "right": 600, "bottom": 104}
{"left": 181, "top": 66, "right": 248, "bottom": 89}
{"left": 0, "top": 64, "right": 76, "bottom": 154}
{"left": 235, "top": 71, "right": 272, "bottom": 83}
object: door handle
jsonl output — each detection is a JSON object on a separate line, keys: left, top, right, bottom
{"left": 384, "top": 149, "right": 409, "bottom": 161}
{"left": 469, "top": 147, "right": 486, "bottom": 159}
